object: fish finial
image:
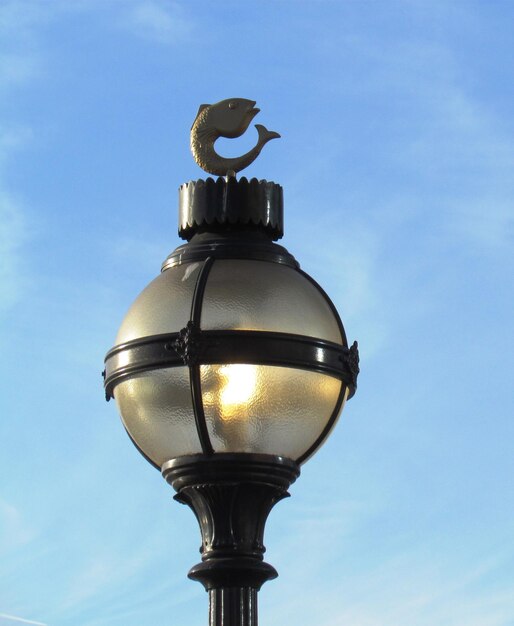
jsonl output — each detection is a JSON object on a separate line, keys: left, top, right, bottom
{"left": 190, "top": 98, "right": 280, "bottom": 177}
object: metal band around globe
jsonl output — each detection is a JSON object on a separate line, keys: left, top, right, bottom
{"left": 103, "top": 329, "right": 358, "bottom": 401}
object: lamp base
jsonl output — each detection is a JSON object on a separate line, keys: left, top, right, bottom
{"left": 162, "top": 453, "right": 300, "bottom": 592}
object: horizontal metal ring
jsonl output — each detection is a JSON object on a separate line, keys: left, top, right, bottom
{"left": 103, "top": 328, "right": 359, "bottom": 400}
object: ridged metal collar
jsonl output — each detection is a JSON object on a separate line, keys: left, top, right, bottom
{"left": 178, "top": 177, "right": 283, "bottom": 241}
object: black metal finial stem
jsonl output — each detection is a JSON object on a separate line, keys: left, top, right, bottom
{"left": 209, "top": 587, "right": 257, "bottom": 626}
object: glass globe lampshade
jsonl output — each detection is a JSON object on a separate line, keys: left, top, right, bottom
{"left": 104, "top": 178, "right": 359, "bottom": 472}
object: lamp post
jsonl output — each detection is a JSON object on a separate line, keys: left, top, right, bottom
{"left": 103, "top": 99, "right": 359, "bottom": 626}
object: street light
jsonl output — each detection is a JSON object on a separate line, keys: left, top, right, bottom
{"left": 103, "top": 98, "right": 359, "bottom": 626}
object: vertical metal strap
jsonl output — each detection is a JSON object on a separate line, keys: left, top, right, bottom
{"left": 296, "top": 382, "right": 349, "bottom": 465}
{"left": 189, "top": 257, "right": 215, "bottom": 456}
{"left": 191, "top": 257, "right": 215, "bottom": 326}
{"left": 294, "top": 267, "right": 351, "bottom": 465}
{"left": 123, "top": 425, "right": 161, "bottom": 471}
{"left": 296, "top": 267, "right": 348, "bottom": 346}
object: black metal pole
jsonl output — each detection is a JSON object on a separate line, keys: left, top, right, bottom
{"left": 162, "top": 454, "right": 300, "bottom": 626}
{"left": 209, "top": 587, "right": 257, "bottom": 626}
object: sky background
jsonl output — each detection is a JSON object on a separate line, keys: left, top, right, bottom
{"left": 1, "top": 1, "right": 513, "bottom": 625}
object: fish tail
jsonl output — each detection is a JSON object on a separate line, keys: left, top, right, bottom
{"left": 255, "top": 124, "right": 281, "bottom": 146}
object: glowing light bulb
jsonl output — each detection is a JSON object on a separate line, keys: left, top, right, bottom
{"left": 219, "top": 364, "right": 257, "bottom": 418}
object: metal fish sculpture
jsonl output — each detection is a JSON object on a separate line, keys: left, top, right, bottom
{"left": 190, "top": 98, "right": 280, "bottom": 176}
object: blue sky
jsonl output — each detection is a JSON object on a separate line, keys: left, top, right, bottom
{"left": 1, "top": 1, "right": 513, "bottom": 625}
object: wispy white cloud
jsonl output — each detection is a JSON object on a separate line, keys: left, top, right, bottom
{"left": 121, "top": 1, "right": 194, "bottom": 45}
{"left": 286, "top": 8, "right": 514, "bottom": 370}
{"left": 0, "top": 2, "right": 43, "bottom": 92}
{"left": 0, "top": 1, "right": 43, "bottom": 37}
{"left": 108, "top": 234, "right": 170, "bottom": 274}
{"left": 0, "top": 53, "right": 37, "bottom": 89}
{"left": 0, "top": 0, "right": 95, "bottom": 92}
{"left": 398, "top": 84, "right": 514, "bottom": 256}
{"left": 0, "top": 0, "right": 88, "bottom": 36}
{"left": 60, "top": 534, "right": 166, "bottom": 611}
{"left": 0, "top": 499, "right": 36, "bottom": 552}
{"left": 267, "top": 542, "right": 514, "bottom": 626}
{"left": 0, "top": 3, "right": 48, "bottom": 315}
{"left": 0, "top": 128, "right": 32, "bottom": 156}
{"left": 446, "top": 196, "right": 513, "bottom": 255}
{"left": 0, "top": 128, "right": 32, "bottom": 315}
{"left": 62, "top": 556, "right": 121, "bottom": 609}
{"left": 0, "top": 613, "right": 46, "bottom": 626}
{"left": 316, "top": 11, "right": 514, "bottom": 259}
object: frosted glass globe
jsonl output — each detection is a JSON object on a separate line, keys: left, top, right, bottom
{"left": 109, "top": 258, "right": 349, "bottom": 468}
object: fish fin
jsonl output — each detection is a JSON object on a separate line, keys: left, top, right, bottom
{"left": 255, "top": 124, "right": 281, "bottom": 144}
{"left": 191, "top": 104, "right": 210, "bottom": 129}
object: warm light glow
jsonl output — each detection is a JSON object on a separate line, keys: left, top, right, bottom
{"left": 219, "top": 364, "right": 257, "bottom": 416}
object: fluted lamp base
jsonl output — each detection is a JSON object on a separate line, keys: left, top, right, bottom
{"left": 162, "top": 454, "right": 300, "bottom": 626}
